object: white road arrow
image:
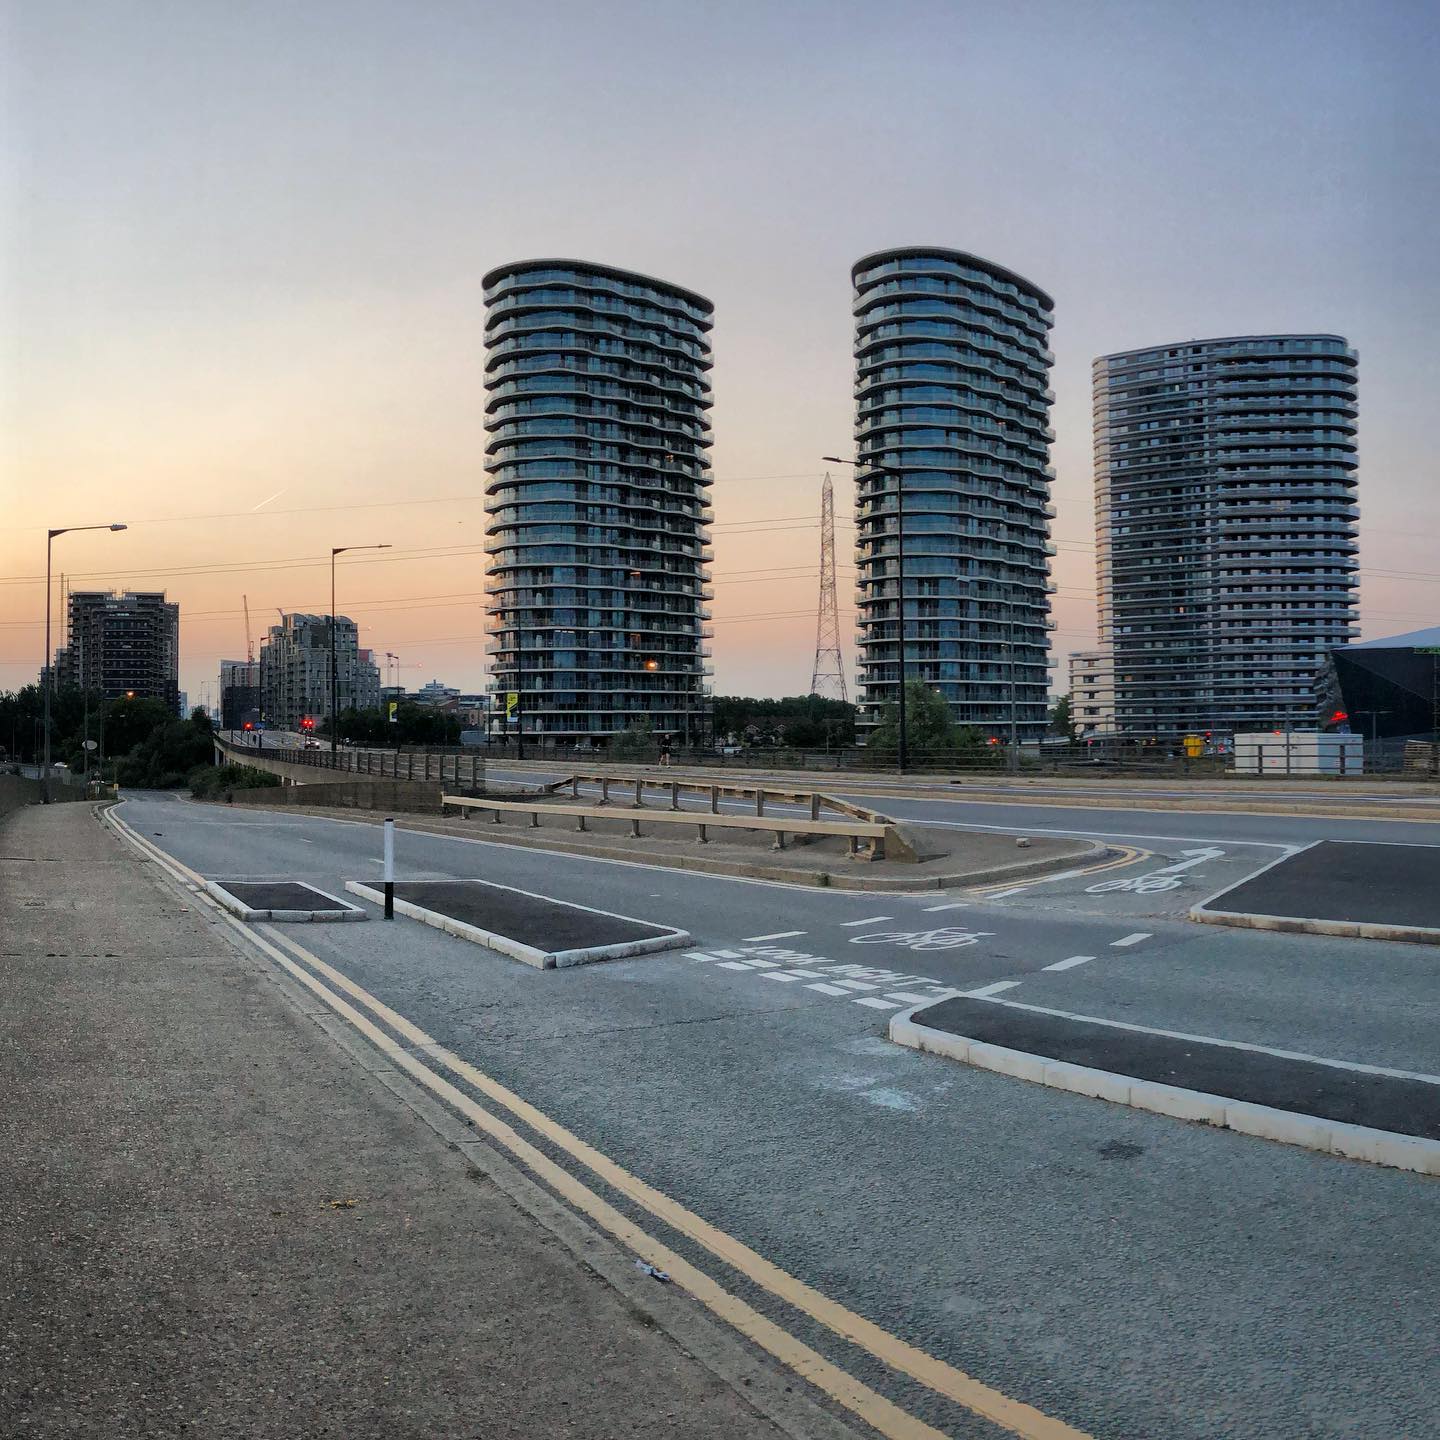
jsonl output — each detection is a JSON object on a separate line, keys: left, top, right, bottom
{"left": 1153, "top": 846, "right": 1226, "bottom": 875}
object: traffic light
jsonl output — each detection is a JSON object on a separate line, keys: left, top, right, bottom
{"left": 242, "top": 722, "right": 253, "bottom": 731}
{"left": 300, "top": 716, "right": 315, "bottom": 732}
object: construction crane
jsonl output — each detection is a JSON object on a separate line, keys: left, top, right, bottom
{"left": 242, "top": 594, "right": 254, "bottom": 664}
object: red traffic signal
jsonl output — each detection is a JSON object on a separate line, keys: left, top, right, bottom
{"left": 242, "top": 722, "right": 253, "bottom": 731}
{"left": 300, "top": 716, "right": 315, "bottom": 731}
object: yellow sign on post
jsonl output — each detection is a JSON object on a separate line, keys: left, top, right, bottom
{"left": 387, "top": 701, "right": 398, "bottom": 723}
{"left": 1183, "top": 734, "right": 1204, "bottom": 758}
{"left": 505, "top": 691, "right": 519, "bottom": 720}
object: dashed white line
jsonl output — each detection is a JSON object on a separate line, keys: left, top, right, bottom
{"left": 832, "top": 980, "right": 881, "bottom": 992}
{"left": 717, "top": 961, "right": 757, "bottom": 971}
{"left": 1043, "top": 955, "right": 1095, "bottom": 972}
{"left": 742, "top": 930, "right": 806, "bottom": 941}
{"left": 965, "top": 980, "right": 1022, "bottom": 997}
{"left": 885, "top": 991, "right": 943, "bottom": 1004}
{"left": 759, "top": 972, "right": 805, "bottom": 982}
{"left": 922, "top": 902, "right": 971, "bottom": 912}
{"left": 780, "top": 969, "right": 827, "bottom": 979}
{"left": 1111, "top": 932, "right": 1152, "bottom": 947}
{"left": 852, "top": 997, "right": 905, "bottom": 1011}
{"left": 983, "top": 886, "right": 1027, "bottom": 899}
{"left": 685, "top": 951, "right": 718, "bottom": 961}
{"left": 806, "top": 982, "right": 851, "bottom": 996}
{"left": 840, "top": 915, "right": 893, "bottom": 927}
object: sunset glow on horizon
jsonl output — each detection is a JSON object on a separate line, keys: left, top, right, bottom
{"left": 4, "top": 1, "right": 1436, "bottom": 709}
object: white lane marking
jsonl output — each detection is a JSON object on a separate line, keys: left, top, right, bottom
{"left": 965, "top": 980, "right": 1021, "bottom": 997}
{"left": 710, "top": 949, "right": 745, "bottom": 958}
{"left": 717, "top": 961, "right": 757, "bottom": 970}
{"left": 744, "top": 959, "right": 783, "bottom": 968}
{"left": 685, "top": 951, "right": 718, "bottom": 961}
{"left": 853, "top": 997, "right": 905, "bottom": 1011}
{"left": 807, "top": 982, "right": 851, "bottom": 996}
{"left": 1043, "top": 955, "right": 1095, "bottom": 972}
{"left": 742, "top": 930, "right": 806, "bottom": 941}
{"left": 983, "top": 886, "right": 1027, "bottom": 899}
{"left": 915, "top": 817, "right": 1298, "bottom": 852}
{"left": 1152, "top": 846, "right": 1226, "bottom": 874}
{"left": 886, "top": 991, "right": 944, "bottom": 1004}
{"left": 833, "top": 980, "right": 881, "bottom": 992}
{"left": 922, "top": 902, "right": 971, "bottom": 912}
{"left": 840, "top": 915, "right": 893, "bottom": 927}
{"left": 1111, "top": 932, "right": 1152, "bottom": 947}
{"left": 760, "top": 972, "right": 805, "bottom": 982}
{"left": 780, "top": 969, "right": 827, "bottom": 979}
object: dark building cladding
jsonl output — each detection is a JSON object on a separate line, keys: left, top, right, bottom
{"left": 1322, "top": 628, "right": 1440, "bottom": 741}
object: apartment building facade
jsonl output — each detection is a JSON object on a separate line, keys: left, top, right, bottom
{"left": 57, "top": 590, "right": 180, "bottom": 712}
{"left": 851, "top": 247, "right": 1058, "bottom": 741}
{"left": 1093, "top": 335, "right": 1359, "bottom": 736}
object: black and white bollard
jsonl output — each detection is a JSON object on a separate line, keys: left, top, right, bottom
{"left": 383, "top": 816, "right": 395, "bottom": 920}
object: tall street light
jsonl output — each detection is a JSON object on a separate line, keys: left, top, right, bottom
{"left": 824, "top": 455, "right": 908, "bottom": 772}
{"left": 44, "top": 523, "right": 126, "bottom": 802}
{"left": 331, "top": 544, "right": 390, "bottom": 754}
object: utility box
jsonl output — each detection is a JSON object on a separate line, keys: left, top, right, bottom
{"left": 1233, "top": 731, "right": 1363, "bottom": 776}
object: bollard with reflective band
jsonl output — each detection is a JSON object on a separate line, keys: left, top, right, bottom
{"left": 383, "top": 817, "right": 395, "bottom": 920}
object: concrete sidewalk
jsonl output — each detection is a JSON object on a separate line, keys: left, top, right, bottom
{"left": 0, "top": 803, "right": 854, "bottom": 1440}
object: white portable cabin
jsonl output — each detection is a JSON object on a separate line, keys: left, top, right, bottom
{"left": 1232, "top": 731, "right": 1363, "bottom": 776}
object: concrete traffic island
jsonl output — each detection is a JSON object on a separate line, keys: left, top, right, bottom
{"left": 891, "top": 995, "right": 1440, "bottom": 1176}
{"left": 345, "top": 877, "right": 691, "bottom": 967}
{"left": 1192, "top": 840, "right": 1440, "bottom": 944}
{"left": 205, "top": 878, "right": 368, "bottom": 922}
{"left": 212, "top": 795, "right": 1104, "bottom": 891}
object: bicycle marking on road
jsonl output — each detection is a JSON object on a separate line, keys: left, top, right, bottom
{"left": 850, "top": 927, "right": 995, "bottom": 952}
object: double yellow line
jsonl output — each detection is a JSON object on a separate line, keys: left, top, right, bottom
{"left": 105, "top": 804, "right": 1095, "bottom": 1440}
{"left": 967, "top": 844, "right": 1147, "bottom": 898}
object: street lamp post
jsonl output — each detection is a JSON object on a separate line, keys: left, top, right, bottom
{"left": 825, "top": 456, "right": 907, "bottom": 772}
{"left": 330, "top": 545, "right": 390, "bottom": 754}
{"left": 43, "top": 523, "right": 126, "bottom": 801}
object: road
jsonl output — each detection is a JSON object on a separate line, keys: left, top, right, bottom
{"left": 117, "top": 788, "right": 1440, "bottom": 1440}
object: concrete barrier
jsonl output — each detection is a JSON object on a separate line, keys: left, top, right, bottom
{"left": 0, "top": 773, "right": 91, "bottom": 820}
{"left": 221, "top": 778, "right": 445, "bottom": 813}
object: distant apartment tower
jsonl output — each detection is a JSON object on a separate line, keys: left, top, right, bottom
{"left": 481, "top": 259, "right": 715, "bottom": 746}
{"left": 851, "top": 248, "right": 1057, "bottom": 740}
{"left": 1067, "top": 649, "right": 1115, "bottom": 737}
{"left": 259, "top": 614, "right": 380, "bottom": 731}
{"left": 58, "top": 590, "right": 179, "bottom": 711}
{"left": 218, "top": 659, "right": 261, "bottom": 729}
{"left": 1094, "top": 335, "right": 1359, "bottom": 736}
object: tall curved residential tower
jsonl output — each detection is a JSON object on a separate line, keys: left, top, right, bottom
{"left": 851, "top": 248, "right": 1057, "bottom": 740}
{"left": 482, "top": 260, "right": 714, "bottom": 746}
{"left": 1093, "top": 335, "right": 1359, "bottom": 737}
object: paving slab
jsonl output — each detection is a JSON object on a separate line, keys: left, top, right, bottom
{"left": 1193, "top": 840, "right": 1440, "bottom": 942}
{"left": 345, "top": 877, "right": 690, "bottom": 968}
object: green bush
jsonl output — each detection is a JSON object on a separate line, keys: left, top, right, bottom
{"left": 189, "top": 763, "right": 282, "bottom": 799}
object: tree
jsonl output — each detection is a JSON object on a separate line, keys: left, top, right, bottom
{"left": 101, "top": 695, "right": 173, "bottom": 761}
{"left": 117, "top": 711, "right": 217, "bottom": 788}
{"left": 1049, "top": 693, "right": 1077, "bottom": 743}
{"left": 609, "top": 717, "right": 657, "bottom": 761}
{"left": 867, "top": 681, "right": 961, "bottom": 760}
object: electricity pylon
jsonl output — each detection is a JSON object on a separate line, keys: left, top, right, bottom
{"left": 809, "top": 472, "right": 848, "bottom": 701}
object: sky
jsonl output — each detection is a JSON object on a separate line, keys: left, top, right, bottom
{"left": 2, "top": 0, "right": 1437, "bottom": 710}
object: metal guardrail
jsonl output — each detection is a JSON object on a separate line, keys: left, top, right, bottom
{"left": 439, "top": 792, "right": 893, "bottom": 858}
{"left": 218, "top": 737, "right": 484, "bottom": 788}
{"left": 540, "top": 772, "right": 874, "bottom": 823}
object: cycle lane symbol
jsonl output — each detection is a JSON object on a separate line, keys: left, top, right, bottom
{"left": 848, "top": 928, "right": 994, "bottom": 952}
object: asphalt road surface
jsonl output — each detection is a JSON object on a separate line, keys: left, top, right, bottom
{"left": 121, "top": 789, "right": 1440, "bottom": 1440}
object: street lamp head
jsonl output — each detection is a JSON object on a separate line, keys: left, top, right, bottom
{"left": 821, "top": 455, "right": 849, "bottom": 466}
{"left": 109, "top": 523, "right": 127, "bottom": 532}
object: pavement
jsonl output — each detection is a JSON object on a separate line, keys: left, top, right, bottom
{"left": 0, "top": 801, "right": 864, "bottom": 1440}
{"left": 82, "top": 788, "right": 1440, "bottom": 1440}
{"left": 1194, "top": 839, "right": 1440, "bottom": 940}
